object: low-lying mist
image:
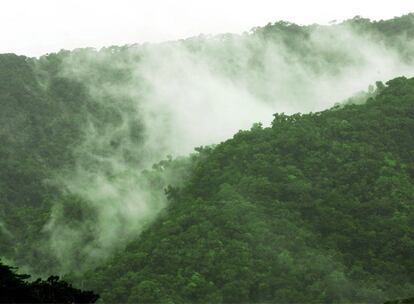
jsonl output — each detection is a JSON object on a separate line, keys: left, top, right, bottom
{"left": 38, "top": 18, "right": 414, "bottom": 272}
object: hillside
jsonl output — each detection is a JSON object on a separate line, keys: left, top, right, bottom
{"left": 77, "top": 76, "right": 414, "bottom": 303}
{"left": 0, "top": 14, "right": 414, "bottom": 303}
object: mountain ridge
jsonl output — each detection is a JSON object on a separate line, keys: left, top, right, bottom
{"left": 0, "top": 13, "right": 414, "bottom": 303}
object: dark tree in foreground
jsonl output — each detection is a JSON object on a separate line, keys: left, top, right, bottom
{"left": 384, "top": 298, "right": 414, "bottom": 304}
{"left": 0, "top": 261, "right": 99, "bottom": 303}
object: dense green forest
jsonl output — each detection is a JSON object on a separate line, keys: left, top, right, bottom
{"left": 1, "top": 14, "right": 414, "bottom": 303}
{"left": 77, "top": 76, "right": 414, "bottom": 303}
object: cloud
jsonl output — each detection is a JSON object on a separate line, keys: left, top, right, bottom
{"left": 41, "top": 21, "right": 414, "bottom": 271}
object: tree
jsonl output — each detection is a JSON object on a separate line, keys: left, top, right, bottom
{"left": 0, "top": 261, "right": 99, "bottom": 303}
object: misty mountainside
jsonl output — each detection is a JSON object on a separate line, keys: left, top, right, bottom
{"left": 78, "top": 76, "right": 414, "bottom": 303}
{"left": 0, "top": 13, "right": 414, "bottom": 303}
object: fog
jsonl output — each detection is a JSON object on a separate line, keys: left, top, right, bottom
{"left": 1, "top": 0, "right": 414, "bottom": 56}
{"left": 40, "top": 20, "right": 414, "bottom": 271}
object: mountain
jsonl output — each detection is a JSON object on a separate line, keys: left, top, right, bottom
{"left": 78, "top": 76, "right": 414, "bottom": 303}
{"left": 0, "top": 14, "right": 414, "bottom": 303}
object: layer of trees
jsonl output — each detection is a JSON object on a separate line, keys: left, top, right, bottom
{"left": 1, "top": 13, "right": 414, "bottom": 303}
{"left": 78, "top": 77, "right": 414, "bottom": 303}
{"left": 0, "top": 260, "right": 98, "bottom": 303}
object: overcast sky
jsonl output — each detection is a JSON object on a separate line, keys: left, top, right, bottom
{"left": 0, "top": 0, "right": 413, "bottom": 57}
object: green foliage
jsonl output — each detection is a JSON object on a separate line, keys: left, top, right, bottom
{"left": 1, "top": 14, "right": 414, "bottom": 304}
{"left": 78, "top": 77, "right": 414, "bottom": 302}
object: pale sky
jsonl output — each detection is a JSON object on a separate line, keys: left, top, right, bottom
{"left": 0, "top": 0, "right": 413, "bottom": 57}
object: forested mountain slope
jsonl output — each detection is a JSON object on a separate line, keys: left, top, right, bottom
{"left": 81, "top": 77, "right": 414, "bottom": 303}
{"left": 0, "top": 14, "right": 414, "bottom": 304}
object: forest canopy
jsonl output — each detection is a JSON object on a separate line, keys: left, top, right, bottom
{"left": 1, "top": 14, "right": 414, "bottom": 303}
